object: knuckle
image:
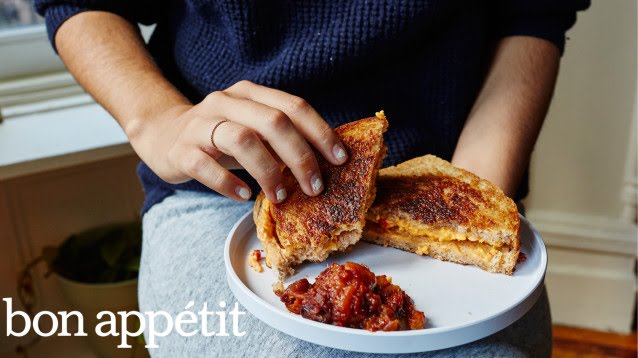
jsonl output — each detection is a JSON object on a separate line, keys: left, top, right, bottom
{"left": 162, "top": 149, "right": 185, "bottom": 183}
{"left": 318, "top": 124, "right": 334, "bottom": 145}
{"left": 263, "top": 162, "right": 281, "bottom": 179}
{"left": 211, "top": 170, "right": 230, "bottom": 190}
{"left": 288, "top": 96, "right": 309, "bottom": 114}
{"left": 169, "top": 145, "right": 189, "bottom": 170}
{"left": 237, "top": 79, "right": 253, "bottom": 87}
{"left": 264, "top": 110, "right": 290, "bottom": 130}
{"left": 230, "top": 80, "right": 253, "bottom": 92}
{"left": 255, "top": 163, "right": 281, "bottom": 186}
{"left": 184, "top": 155, "right": 207, "bottom": 177}
{"left": 205, "top": 91, "right": 225, "bottom": 104}
{"left": 231, "top": 127, "right": 257, "bottom": 148}
{"left": 293, "top": 150, "right": 316, "bottom": 170}
{"left": 184, "top": 115, "right": 202, "bottom": 131}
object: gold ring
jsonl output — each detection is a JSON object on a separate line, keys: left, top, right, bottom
{"left": 210, "top": 120, "right": 229, "bottom": 150}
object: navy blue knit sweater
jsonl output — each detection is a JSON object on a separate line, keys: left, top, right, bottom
{"left": 36, "top": 0, "right": 589, "bottom": 214}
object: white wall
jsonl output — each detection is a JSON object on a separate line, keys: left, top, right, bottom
{"left": 525, "top": 0, "right": 637, "bottom": 332}
{"left": 527, "top": 0, "right": 637, "bottom": 217}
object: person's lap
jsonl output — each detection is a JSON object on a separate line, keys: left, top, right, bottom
{"left": 139, "top": 190, "right": 551, "bottom": 357}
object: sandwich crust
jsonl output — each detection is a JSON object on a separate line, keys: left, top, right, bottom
{"left": 255, "top": 115, "right": 388, "bottom": 279}
{"left": 364, "top": 155, "right": 520, "bottom": 274}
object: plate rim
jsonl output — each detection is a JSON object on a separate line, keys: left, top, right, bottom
{"left": 224, "top": 211, "right": 547, "bottom": 339}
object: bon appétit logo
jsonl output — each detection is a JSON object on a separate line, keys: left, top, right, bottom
{"left": 3, "top": 298, "right": 246, "bottom": 348}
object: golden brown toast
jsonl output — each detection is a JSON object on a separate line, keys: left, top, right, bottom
{"left": 254, "top": 113, "right": 388, "bottom": 279}
{"left": 363, "top": 155, "right": 520, "bottom": 274}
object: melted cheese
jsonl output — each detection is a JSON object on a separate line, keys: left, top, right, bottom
{"left": 371, "top": 218, "right": 501, "bottom": 263}
{"left": 372, "top": 217, "right": 495, "bottom": 245}
{"left": 416, "top": 245, "right": 430, "bottom": 255}
{"left": 416, "top": 240, "right": 500, "bottom": 262}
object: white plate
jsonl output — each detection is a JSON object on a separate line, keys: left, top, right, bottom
{"left": 224, "top": 213, "right": 547, "bottom": 354}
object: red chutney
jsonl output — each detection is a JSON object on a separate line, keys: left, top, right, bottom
{"left": 279, "top": 262, "right": 425, "bottom": 331}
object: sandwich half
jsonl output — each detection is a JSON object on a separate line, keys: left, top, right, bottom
{"left": 363, "top": 155, "right": 520, "bottom": 275}
{"left": 254, "top": 113, "right": 388, "bottom": 279}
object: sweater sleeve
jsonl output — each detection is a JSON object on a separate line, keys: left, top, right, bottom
{"left": 34, "top": 0, "right": 163, "bottom": 52}
{"left": 492, "top": 0, "right": 591, "bottom": 54}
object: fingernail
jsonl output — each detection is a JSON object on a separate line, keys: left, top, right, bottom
{"left": 236, "top": 186, "right": 251, "bottom": 200}
{"left": 276, "top": 185, "right": 287, "bottom": 202}
{"left": 310, "top": 174, "right": 323, "bottom": 194}
{"left": 333, "top": 144, "right": 347, "bottom": 162}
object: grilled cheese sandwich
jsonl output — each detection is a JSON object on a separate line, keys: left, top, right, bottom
{"left": 363, "top": 155, "right": 520, "bottom": 274}
{"left": 254, "top": 113, "right": 388, "bottom": 279}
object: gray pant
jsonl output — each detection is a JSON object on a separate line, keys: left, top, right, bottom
{"left": 139, "top": 190, "right": 551, "bottom": 357}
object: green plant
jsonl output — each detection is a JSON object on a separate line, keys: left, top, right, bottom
{"left": 46, "top": 221, "right": 142, "bottom": 283}
{"left": 16, "top": 220, "right": 143, "bottom": 356}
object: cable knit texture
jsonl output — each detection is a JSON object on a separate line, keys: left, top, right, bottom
{"left": 35, "top": 0, "right": 589, "bottom": 214}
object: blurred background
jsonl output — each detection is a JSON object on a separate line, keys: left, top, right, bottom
{"left": 0, "top": 0, "right": 636, "bottom": 357}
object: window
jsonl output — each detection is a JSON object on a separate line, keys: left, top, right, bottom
{"left": 0, "top": 3, "right": 156, "bottom": 121}
{"left": 0, "top": 0, "right": 66, "bottom": 80}
{"left": 0, "top": 1, "right": 142, "bottom": 177}
{"left": 0, "top": 0, "right": 79, "bottom": 121}
{"left": 0, "top": 0, "right": 44, "bottom": 29}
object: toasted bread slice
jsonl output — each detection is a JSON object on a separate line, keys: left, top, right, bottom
{"left": 254, "top": 113, "right": 388, "bottom": 279}
{"left": 363, "top": 155, "right": 520, "bottom": 274}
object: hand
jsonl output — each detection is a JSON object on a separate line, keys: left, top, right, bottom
{"left": 130, "top": 80, "right": 348, "bottom": 203}
{"left": 53, "top": 15, "right": 346, "bottom": 203}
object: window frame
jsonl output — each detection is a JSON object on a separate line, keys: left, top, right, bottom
{"left": 0, "top": 23, "right": 155, "bottom": 122}
{"left": 0, "top": 24, "right": 67, "bottom": 80}
{"left": 0, "top": 24, "right": 81, "bottom": 121}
